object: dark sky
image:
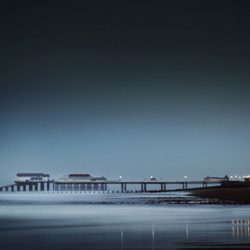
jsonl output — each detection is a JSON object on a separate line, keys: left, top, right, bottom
{"left": 1, "top": 1, "right": 250, "bottom": 184}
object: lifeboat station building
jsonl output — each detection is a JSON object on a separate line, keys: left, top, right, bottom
{"left": 15, "top": 173, "right": 51, "bottom": 191}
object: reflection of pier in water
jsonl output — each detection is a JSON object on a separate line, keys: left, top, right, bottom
{"left": 119, "top": 225, "right": 156, "bottom": 250}
{"left": 232, "top": 219, "right": 250, "bottom": 239}
{"left": 119, "top": 223, "right": 190, "bottom": 250}
{"left": 118, "top": 220, "right": 250, "bottom": 249}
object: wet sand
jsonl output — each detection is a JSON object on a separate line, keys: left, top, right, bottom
{"left": 191, "top": 186, "right": 250, "bottom": 204}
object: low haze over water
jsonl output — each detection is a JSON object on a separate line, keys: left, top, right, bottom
{"left": 1, "top": 193, "right": 250, "bottom": 249}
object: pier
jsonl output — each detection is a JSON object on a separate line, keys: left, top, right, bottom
{"left": 0, "top": 177, "right": 223, "bottom": 193}
{"left": 0, "top": 172, "right": 234, "bottom": 193}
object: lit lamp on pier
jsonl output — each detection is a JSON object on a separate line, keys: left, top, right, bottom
{"left": 244, "top": 176, "right": 250, "bottom": 182}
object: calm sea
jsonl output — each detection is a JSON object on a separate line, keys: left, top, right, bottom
{"left": 0, "top": 192, "right": 250, "bottom": 249}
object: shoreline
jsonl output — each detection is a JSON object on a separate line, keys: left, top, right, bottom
{"left": 190, "top": 186, "right": 250, "bottom": 204}
{"left": 0, "top": 189, "right": 249, "bottom": 205}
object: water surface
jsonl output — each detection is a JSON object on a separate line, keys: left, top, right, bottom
{"left": 0, "top": 193, "right": 250, "bottom": 249}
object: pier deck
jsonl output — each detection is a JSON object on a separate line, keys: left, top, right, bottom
{"left": 0, "top": 180, "right": 222, "bottom": 192}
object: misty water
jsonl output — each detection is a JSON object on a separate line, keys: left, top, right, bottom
{"left": 0, "top": 192, "right": 250, "bottom": 249}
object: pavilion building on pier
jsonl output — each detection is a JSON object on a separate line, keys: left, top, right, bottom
{"left": 54, "top": 173, "right": 107, "bottom": 191}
